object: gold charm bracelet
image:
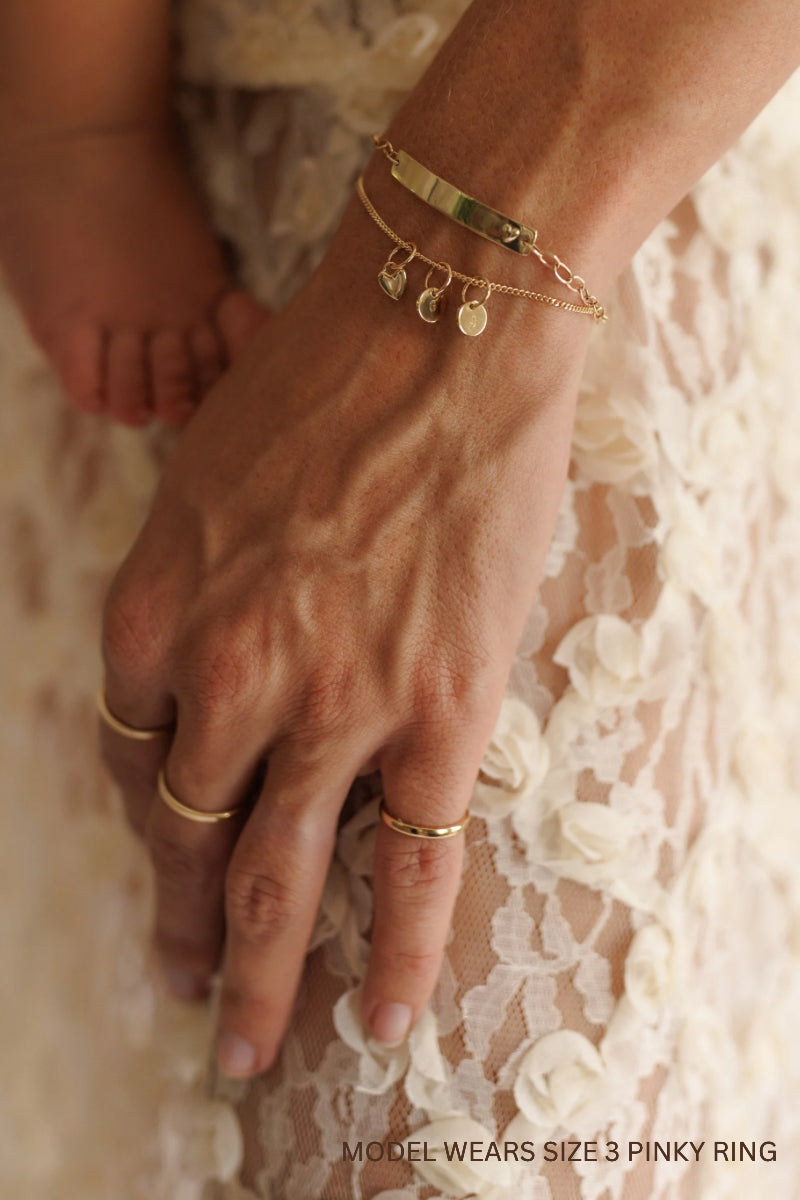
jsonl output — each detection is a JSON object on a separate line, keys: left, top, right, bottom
{"left": 356, "top": 174, "right": 604, "bottom": 337}
{"left": 371, "top": 134, "right": 607, "bottom": 324}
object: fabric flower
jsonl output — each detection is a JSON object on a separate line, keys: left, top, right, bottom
{"left": 553, "top": 585, "right": 696, "bottom": 713}
{"left": 571, "top": 384, "right": 659, "bottom": 489}
{"left": 471, "top": 697, "right": 550, "bottom": 819}
{"left": 687, "top": 395, "right": 755, "bottom": 491}
{"left": 557, "top": 801, "right": 633, "bottom": 864}
{"left": 369, "top": 15, "right": 442, "bottom": 84}
{"left": 309, "top": 798, "right": 382, "bottom": 980}
{"left": 512, "top": 1030, "right": 607, "bottom": 1134}
{"left": 628, "top": 216, "right": 680, "bottom": 322}
{"left": 660, "top": 494, "right": 723, "bottom": 607}
{"left": 551, "top": 614, "right": 649, "bottom": 708}
{"left": 704, "top": 604, "right": 755, "bottom": 701}
{"left": 332, "top": 986, "right": 409, "bottom": 1095}
{"left": 308, "top": 859, "right": 370, "bottom": 979}
{"left": 540, "top": 480, "right": 580, "bottom": 581}
{"left": 403, "top": 1116, "right": 520, "bottom": 1197}
{"left": 677, "top": 1010, "right": 733, "bottom": 1108}
{"left": 509, "top": 772, "right": 635, "bottom": 871}
{"left": 509, "top": 766, "right": 577, "bottom": 852}
{"left": 405, "top": 1007, "right": 456, "bottom": 1119}
{"left": 693, "top": 158, "right": 769, "bottom": 255}
{"left": 598, "top": 995, "right": 667, "bottom": 1107}
{"left": 623, "top": 921, "right": 675, "bottom": 1022}
{"left": 510, "top": 767, "right": 664, "bottom": 913}
{"left": 732, "top": 717, "right": 789, "bottom": 805}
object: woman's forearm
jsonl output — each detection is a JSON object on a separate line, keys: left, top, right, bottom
{"left": 361, "top": 0, "right": 800, "bottom": 295}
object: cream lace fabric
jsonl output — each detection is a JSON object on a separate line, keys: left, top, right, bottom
{"left": 2, "top": 2, "right": 800, "bottom": 1198}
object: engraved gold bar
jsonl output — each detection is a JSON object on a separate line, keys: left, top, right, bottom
{"left": 391, "top": 149, "right": 537, "bottom": 256}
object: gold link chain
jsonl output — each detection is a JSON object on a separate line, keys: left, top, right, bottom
{"left": 371, "top": 135, "right": 606, "bottom": 322}
{"left": 356, "top": 176, "right": 605, "bottom": 320}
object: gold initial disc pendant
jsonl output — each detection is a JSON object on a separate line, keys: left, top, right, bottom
{"left": 457, "top": 301, "right": 488, "bottom": 336}
{"left": 416, "top": 287, "right": 444, "bottom": 323}
{"left": 416, "top": 261, "right": 453, "bottom": 324}
{"left": 457, "top": 279, "right": 491, "bottom": 336}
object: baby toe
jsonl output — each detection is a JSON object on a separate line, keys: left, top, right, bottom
{"left": 107, "top": 328, "right": 152, "bottom": 427}
{"left": 214, "top": 289, "right": 269, "bottom": 361}
{"left": 189, "top": 319, "right": 225, "bottom": 398}
{"left": 54, "top": 321, "right": 108, "bottom": 415}
{"left": 150, "top": 329, "right": 197, "bottom": 427}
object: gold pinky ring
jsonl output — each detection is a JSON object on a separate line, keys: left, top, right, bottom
{"left": 157, "top": 768, "right": 247, "bottom": 825}
{"left": 378, "top": 797, "right": 470, "bottom": 840}
{"left": 97, "top": 686, "right": 173, "bottom": 742}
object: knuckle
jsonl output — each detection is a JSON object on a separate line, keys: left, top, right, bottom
{"left": 226, "top": 865, "right": 297, "bottom": 943}
{"left": 372, "top": 944, "right": 440, "bottom": 983}
{"left": 180, "top": 624, "right": 261, "bottom": 717}
{"left": 411, "top": 653, "right": 485, "bottom": 730}
{"left": 102, "top": 581, "right": 167, "bottom": 680}
{"left": 267, "top": 779, "right": 322, "bottom": 822}
{"left": 382, "top": 838, "right": 454, "bottom": 896}
{"left": 297, "top": 659, "right": 357, "bottom": 735}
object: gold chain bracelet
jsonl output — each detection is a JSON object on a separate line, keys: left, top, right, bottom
{"left": 356, "top": 174, "right": 604, "bottom": 337}
{"left": 372, "top": 134, "right": 606, "bottom": 323}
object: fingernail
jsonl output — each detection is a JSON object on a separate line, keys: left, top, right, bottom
{"left": 370, "top": 1002, "right": 412, "bottom": 1045}
{"left": 216, "top": 1031, "right": 258, "bottom": 1078}
{"left": 163, "top": 966, "right": 206, "bottom": 1002}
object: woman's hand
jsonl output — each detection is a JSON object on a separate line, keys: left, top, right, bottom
{"left": 99, "top": 183, "right": 594, "bottom": 1078}
{"left": 96, "top": 0, "right": 800, "bottom": 1083}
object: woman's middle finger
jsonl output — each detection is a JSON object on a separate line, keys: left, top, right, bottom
{"left": 214, "top": 732, "right": 377, "bottom": 1078}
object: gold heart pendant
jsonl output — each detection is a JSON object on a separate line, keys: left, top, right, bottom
{"left": 378, "top": 267, "right": 406, "bottom": 300}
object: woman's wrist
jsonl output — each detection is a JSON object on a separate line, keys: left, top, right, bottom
{"left": 345, "top": 0, "right": 800, "bottom": 307}
{"left": 311, "top": 168, "right": 594, "bottom": 407}
{"left": 355, "top": 129, "right": 620, "bottom": 309}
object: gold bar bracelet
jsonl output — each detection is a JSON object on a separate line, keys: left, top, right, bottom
{"left": 373, "top": 135, "right": 606, "bottom": 320}
{"left": 390, "top": 148, "right": 538, "bottom": 257}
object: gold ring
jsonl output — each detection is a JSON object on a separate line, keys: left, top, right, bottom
{"left": 378, "top": 797, "right": 470, "bottom": 840}
{"left": 97, "top": 686, "right": 173, "bottom": 742}
{"left": 157, "top": 768, "right": 247, "bottom": 825}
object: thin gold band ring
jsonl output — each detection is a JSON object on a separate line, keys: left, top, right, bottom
{"left": 379, "top": 798, "right": 470, "bottom": 840}
{"left": 157, "top": 768, "right": 247, "bottom": 825}
{"left": 97, "top": 687, "right": 173, "bottom": 742}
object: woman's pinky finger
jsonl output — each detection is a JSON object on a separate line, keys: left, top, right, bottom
{"left": 97, "top": 680, "right": 175, "bottom": 838}
{"left": 361, "top": 744, "right": 477, "bottom": 1046}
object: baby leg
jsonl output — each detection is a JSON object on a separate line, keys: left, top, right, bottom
{"left": 0, "top": 0, "right": 266, "bottom": 426}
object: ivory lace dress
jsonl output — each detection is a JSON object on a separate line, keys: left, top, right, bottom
{"left": 2, "top": 2, "right": 800, "bottom": 1199}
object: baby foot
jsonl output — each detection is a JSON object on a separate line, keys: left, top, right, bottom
{"left": 0, "top": 123, "right": 268, "bottom": 426}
